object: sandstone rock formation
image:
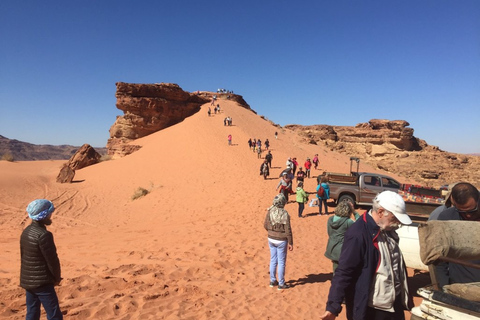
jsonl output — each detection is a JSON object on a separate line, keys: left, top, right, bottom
{"left": 286, "top": 119, "right": 480, "bottom": 189}
{"left": 56, "top": 164, "right": 75, "bottom": 183}
{"left": 56, "top": 144, "right": 101, "bottom": 183}
{"left": 107, "top": 82, "right": 251, "bottom": 158}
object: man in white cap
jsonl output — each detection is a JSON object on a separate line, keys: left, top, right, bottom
{"left": 320, "top": 190, "right": 413, "bottom": 320}
{"left": 20, "top": 199, "right": 63, "bottom": 319}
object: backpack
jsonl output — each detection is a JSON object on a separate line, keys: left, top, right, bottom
{"left": 317, "top": 185, "right": 325, "bottom": 197}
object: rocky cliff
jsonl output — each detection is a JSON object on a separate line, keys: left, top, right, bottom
{"left": 107, "top": 82, "right": 251, "bottom": 158}
{"left": 0, "top": 135, "right": 106, "bottom": 161}
{"left": 285, "top": 119, "right": 480, "bottom": 188}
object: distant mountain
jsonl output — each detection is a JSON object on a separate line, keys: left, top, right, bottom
{"left": 0, "top": 135, "right": 107, "bottom": 161}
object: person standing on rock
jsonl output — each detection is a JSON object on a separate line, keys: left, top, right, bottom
{"left": 20, "top": 199, "right": 63, "bottom": 320}
{"left": 264, "top": 193, "right": 293, "bottom": 290}
{"left": 227, "top": 134, "right": 232, "bottom": 146}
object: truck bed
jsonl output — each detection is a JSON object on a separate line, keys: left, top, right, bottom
{"left": 325, "top": 172, "right": 357, "bottom": 185}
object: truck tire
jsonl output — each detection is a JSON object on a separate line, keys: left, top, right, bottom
{"left": 338, "top": 194, "right": 355, "bottom": 206}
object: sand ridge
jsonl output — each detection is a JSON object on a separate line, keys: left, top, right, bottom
{"left": 0, "top": 99, "right": 424, "bottom": 319}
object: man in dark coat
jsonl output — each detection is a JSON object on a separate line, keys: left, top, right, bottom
{"left": 320, "top": 191, "right": 413, "bottom": 320}
{"left": 20, "top": 199, "right": 63, "bottom": 319}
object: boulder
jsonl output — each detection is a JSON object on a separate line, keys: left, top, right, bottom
{"left": 56, "top": 164, "right": 75, "bottom": 183}
{"left": 66, "top": 144, "right": 101, "bottom": 170}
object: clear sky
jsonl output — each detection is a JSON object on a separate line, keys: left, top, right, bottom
{"left": 1, "top": 1, "right": 479, "bottom": 153}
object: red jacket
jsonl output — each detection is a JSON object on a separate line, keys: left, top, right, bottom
{"left": 304, "top": 160, "right": 312, "bottom": 170}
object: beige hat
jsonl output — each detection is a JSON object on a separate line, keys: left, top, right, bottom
{"left": 375, "top": 191, "right": 412, "bottom": 225}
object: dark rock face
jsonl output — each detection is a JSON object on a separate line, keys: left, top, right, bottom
{"left": 56, "top": 144, "right": 101, "bottom": 183}
{"left": 56, "top": 164, "right": 75, "bottom": 183}
{"left": 66, "top": 144, "right": 101, "bottom": 170}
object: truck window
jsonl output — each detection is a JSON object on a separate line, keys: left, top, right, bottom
{"left": 365, "top": 176, "right": 380, "bottom": 186}
{"left": 382, "top": 177, "right": 401, "bottom": 189}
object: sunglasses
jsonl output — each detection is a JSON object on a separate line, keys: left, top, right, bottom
{"left": 455, "top": 202, "right": 479, "bottom": 214}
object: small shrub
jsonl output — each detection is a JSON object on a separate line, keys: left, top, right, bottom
{"left": 1, "top": 152, "right": 14, "bottom": 162}
{"left": 131, "top": 187, "right": 149, "bottom": 200}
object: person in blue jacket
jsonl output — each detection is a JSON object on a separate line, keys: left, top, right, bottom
{"left": 317, "top": 176, "right": 330, "bottom": 215}
{"left": 320, "top": 191, "right": 413, "bottom": 320}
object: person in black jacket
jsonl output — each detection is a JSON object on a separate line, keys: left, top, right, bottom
{"left": 20, "top": 199, "right": 63, "bottom": 320}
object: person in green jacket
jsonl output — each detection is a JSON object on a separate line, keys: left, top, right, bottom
{"left": 296, "top": 181, "right": 309, "bottom": 218}
{"left": 324, "top": 200, "right": 360, "bottom": 273}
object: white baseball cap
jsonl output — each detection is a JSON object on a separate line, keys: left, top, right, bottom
{"left": 375, "top": 191, "right": 412, "bottom": 225}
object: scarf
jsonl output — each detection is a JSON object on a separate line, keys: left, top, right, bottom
{"left": 268, "top": 194, "right": 288, "bottom": 225}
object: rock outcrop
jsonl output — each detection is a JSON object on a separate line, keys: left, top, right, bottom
{"left": 56, "top": 144, "right": 101, "bottom": 183}
{"left": 286, "top": 119, "right": 480, "bottom": 188}
{"left": 107, "top": 82, "right": 252, "bottom": 158}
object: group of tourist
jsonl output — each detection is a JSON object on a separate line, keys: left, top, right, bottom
{"left": 266, "top": 166, "right": 480, "bottom": 320}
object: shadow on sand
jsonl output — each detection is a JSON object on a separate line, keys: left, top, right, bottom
{"left": 288, "top": 273, "right": 333, "bottom": 288}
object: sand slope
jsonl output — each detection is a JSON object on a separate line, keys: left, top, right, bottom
{"left": 0, "top": 100, "right": 425, "bottom": 319}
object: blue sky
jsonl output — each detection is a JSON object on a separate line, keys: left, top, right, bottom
{"left": 1, "top": 1, "right": 479, "bottom": 153}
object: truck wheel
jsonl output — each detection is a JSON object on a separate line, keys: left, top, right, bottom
{"left": 338, "top": 195, "right": 355, "bottom": 206}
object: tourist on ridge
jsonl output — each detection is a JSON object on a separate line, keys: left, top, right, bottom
{"left": 296, "top": 167, "right": 306, "bottom": 183}
{"left": 265, "top": 151, "right": 273, "bottom": 168}
{"left": 277, "top": 172, "right": 294, "bottom": 202}
{"left": 257, "top": 145, "right": 262, "bottom": 159}
{"left": 260, "top": 160, "right": 270, "bottom": 179}
{"left": 227, "top": 134, "right": 232, "bottom": 146}
{"left": 435, "top": 182, "right": 480, "bottom": 289}
{"left": 292, "top": 157, "right": 298, "bottom": 175}
{"left": 265, "top": 139, "right": 270, "bottom": 150}
{"left": 324, "top": 201, "right": 360, "bottom": 274}
{"left": 304, "top": 157, "right": 312, "bottom": 178}
{"left": 264, "top": 193, "right": 293, "bottom": 290}
{"left": 296, "top": 181, "right": 309, "bottom": 218}
{"left": 248, "top": 138, "right": 253, "bottom": 150}
{"left": 253, "top": 139, "right": 257, "bottom": 152}
{"left": 286, "top": 157, "right": 293, "bottom": 170}
{"left": 208, "top": 107, "right": 211, "bottom": 116}
{"left": 275, "top": 131, "right": 278, "bottom": 139}
{"left": 313, "top": 154, "right": 319, "bottom": 170}
{"left": 20, "top": 199, "right": 63, "bottom": 320}
{"left": 320, "top": 191, "right": 413, "bottom": 320}
{"left": 317, "top": 176, "right": 330, "bottom": 215}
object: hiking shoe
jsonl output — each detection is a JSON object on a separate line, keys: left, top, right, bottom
{"left": 269, "top": 280, "right": 278, "bottom": 287}
{"left": 277, "top": 284, "right": 290, "bottom": 290}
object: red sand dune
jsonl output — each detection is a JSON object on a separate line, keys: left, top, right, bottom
{"left": 0, "top": 100, "right": 427, "bottom": 319}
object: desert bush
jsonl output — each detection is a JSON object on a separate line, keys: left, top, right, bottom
{"left": 131, "top": 187, "right": 149, "bottom": 200}
{"left": 1, "top": 152, "right": 14, "bottom": 162}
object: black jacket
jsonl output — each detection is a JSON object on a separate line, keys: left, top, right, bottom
{"left": 20, "top": 221, "right": 61, "bottom": 290}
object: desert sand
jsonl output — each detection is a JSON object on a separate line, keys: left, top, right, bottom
{"left": 0, "top": 100, "right": 429, "bottom": 319}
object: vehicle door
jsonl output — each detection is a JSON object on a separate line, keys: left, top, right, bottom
{"left": 360, "top": 175, "right": 383, "bottom": 203}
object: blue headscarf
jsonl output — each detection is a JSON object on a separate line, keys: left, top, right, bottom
{"left": 26, "top": 199, "right": 55, "bottom": 221}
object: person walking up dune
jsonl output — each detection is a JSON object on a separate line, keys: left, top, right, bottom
{"left": 264, "top": 194, "right": 293, "bottom": 290}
